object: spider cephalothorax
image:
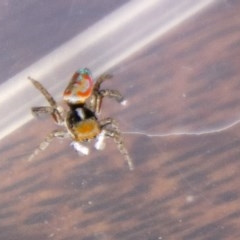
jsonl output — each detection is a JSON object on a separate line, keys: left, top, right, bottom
{"left": 28, "top": 69, "right": 134, "bottom": 170}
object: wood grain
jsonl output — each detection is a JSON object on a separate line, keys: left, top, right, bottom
{"left": 1, "top": 1, "right": 240, "bottom": 240}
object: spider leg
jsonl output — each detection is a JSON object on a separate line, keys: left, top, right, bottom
{"left": 32, "top": 106, "right": 56, "bottom": 118}
{"left": 94, "top": 73, "right": 126, "bottom": 104}
{"left": 29, "top": 77, "right": 57, "bottom": 107}
{"left": 94, "top": 73, "right": 113, "bottom": 91}
{"left": 90, "top": 73, "right": 126, "bottom": 113}
{"left": 100, "top": 117, "right": 119, "bottom": 129}
{"left": 89, "top": 74, "right": 113, "bottom": 113}
{"left": 28, "top": 129, "right": 68, "bottom": 161}
{"left": 90, "top": 94, "right": 102, "bottom": 114}
{"left": 100, "top": 118, "right": 134, "bottom": 171}
{"left": 31, "top": 106, "right": 64, "bottom": 125}
{"left": 29, "top": 77, "right": 64, "bottom": 124}
{"left": 91, "top": 89, "right": 126, "bottom": 114}
{"left": 99, "top": 89, "right": 126, "bottom": 105}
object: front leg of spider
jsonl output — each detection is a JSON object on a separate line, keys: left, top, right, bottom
{"left": 29, "top": 77, "right": 64, "bottom": 125}
{"left": 89, "top": 73, "right": 127, "bottom": 114}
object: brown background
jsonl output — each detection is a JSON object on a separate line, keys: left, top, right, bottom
{"left": 1, "top": 1, "right": 240, "bottom": 239}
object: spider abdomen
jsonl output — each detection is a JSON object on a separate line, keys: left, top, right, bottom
{"left": 63, "top": 68, "right": 94, "bottom": 104}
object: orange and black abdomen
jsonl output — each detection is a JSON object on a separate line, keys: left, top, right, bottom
{"left": 63, "top": 68, "right": 94, "bottom": 105}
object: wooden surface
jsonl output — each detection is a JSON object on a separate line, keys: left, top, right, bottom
{"left": 1, "top": 1, "right": 240, "bottom": 240}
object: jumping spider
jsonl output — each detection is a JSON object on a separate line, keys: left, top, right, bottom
{"left": 29, "top": 68, "right": 134, "bottom": 170}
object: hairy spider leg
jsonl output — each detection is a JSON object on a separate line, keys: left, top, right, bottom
{"left": 99, "top": 89, "right": 125, "bottom": 103}
{"left": 31, "top": 106, "right": 55, "bottom": 117}
{"left": 29, "top": 77, "right": 64, "bottom": 124}
{"left": 91, "top": 73, "right": 126, "bottom": 113}
{"left": 93, "top": 73, "right": 113, "bottom": 90}
{"left": 99, "top": 118, "right": 134, "bottom": 171}
{"left": 28, "top": 129, "right": 68, "bottom": 161}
